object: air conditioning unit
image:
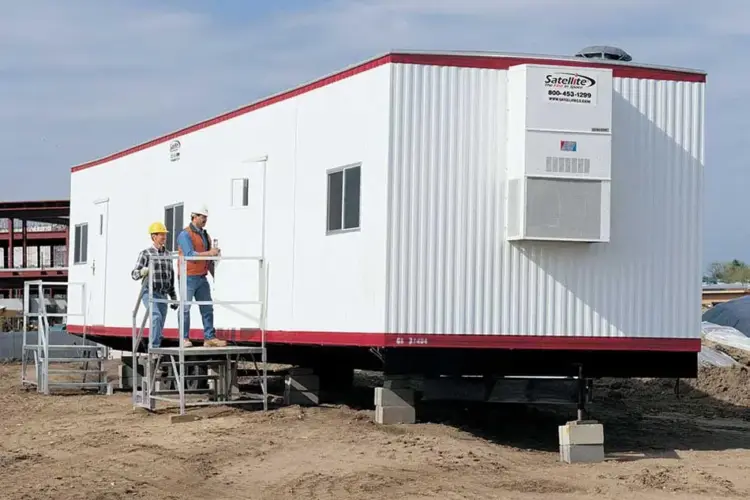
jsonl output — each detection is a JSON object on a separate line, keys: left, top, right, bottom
{"left": 505, "top": 64, "right": 613, "bottom": 243}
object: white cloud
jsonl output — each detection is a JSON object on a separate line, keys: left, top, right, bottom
{"left": 0, "top": 0, "right": 745, "bottom": 264}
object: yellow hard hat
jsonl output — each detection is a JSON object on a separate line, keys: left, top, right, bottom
{"left": 148, "top": 222, "right": 169, "bottom": 234}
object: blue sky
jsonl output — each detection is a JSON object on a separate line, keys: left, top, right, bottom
{"left": 0, "top": 0, "right": 744, "bottom": 268}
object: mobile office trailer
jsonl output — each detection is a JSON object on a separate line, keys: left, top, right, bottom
{"left": 66, "top": 50, "right": 706, "bottom": 379}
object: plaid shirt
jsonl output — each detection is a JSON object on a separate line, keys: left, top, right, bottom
{"left": 131, "top": 246, "right": 176, "bottom": 298}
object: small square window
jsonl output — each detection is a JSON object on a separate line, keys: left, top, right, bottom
{"left": 231, "top": 178, "right": 249, "bottom": 207}
{"left": 327, "top": 163, "right": 361, "bottom": 233}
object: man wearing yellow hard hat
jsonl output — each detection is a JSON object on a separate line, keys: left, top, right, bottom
{"left": 131, "top": 221, "right": 178, "bottom": 348}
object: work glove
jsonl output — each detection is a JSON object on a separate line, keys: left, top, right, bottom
{"left": 139, "top": 267, "right": 149, "bottom": 277}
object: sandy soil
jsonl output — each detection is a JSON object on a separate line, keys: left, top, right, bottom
{"left": 2, "top": 361, "right": 750, "bottom": 500}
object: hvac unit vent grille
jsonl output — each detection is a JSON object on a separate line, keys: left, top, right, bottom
{"left": 545, "top": 156, "right": 591, "bottom": 174}
{"left": 525, "top": 178, "right": 602, "bottom": 240}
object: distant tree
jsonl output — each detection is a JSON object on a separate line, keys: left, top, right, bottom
{"left": 706, "top": 260, "right": 750, "bottom": 283}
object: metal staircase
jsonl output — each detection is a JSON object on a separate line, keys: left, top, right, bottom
{"left": 20, "top": 280, "right": 112, "bottom": 395}
{"left": 131, "top": 254, "right": 269, "bottom": 416}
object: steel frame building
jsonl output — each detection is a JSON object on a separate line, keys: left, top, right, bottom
{"left": 0, "top": 200, "right": 69, "bottom": 300}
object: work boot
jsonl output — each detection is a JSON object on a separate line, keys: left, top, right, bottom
{"left": 204, "top": 338, "right": 227, "bottom": 347}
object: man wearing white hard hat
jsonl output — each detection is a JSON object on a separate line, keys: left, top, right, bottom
{"left": 175, "top": 205, "right": 227, "bottom": 347}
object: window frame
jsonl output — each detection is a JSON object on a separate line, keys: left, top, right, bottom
{"left": 73, "top": 223, "right": 88, "bottom": 264}
{"left": 326, "top": 162, "right": 362, "bottom": 235}
{"left": 163, "top": 202, "right": 184, "bottom": 252}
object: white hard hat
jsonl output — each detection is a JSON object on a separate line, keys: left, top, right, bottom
{"left": 192, "top": 205, "right": 209, "bottom": 217}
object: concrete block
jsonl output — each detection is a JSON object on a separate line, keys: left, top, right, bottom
{"left": 559, "top": 420, "right": 604, "bottom": 463}
{"left": 285, "top": 375, "right": 320, "bottom": 392}
{"left": 560, "top": 444, "right": 605, "bottom": 464}
{"left": 375, "top": 405, "right": 416, "bottom": 425}
{"left": 558, "top": 421, "right": 604, "bottom": 446}
{"left": 284, "top": 373, "right": 320, "bottom": 406}
{"left": 374, "top": 387, "right": 415, "bottom": 407}
{"left": 118, "top": 364, "right": 133, "bottom": 390}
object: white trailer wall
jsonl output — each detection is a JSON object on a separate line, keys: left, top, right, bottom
{"left": 67, "top": 65, "right": 392, "bottom": 335}
{"left": 386, "top": 63, "right": 704, "bottom": 339}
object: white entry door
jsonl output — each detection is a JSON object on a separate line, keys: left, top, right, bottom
{"left": 228, "top": 157, "right": 266, "bottom": 258}
{"left": 88, "top": 199, "right": 110, "bottom": 326}
{"left": 221, "top": 158, "right": 267, "bottom": 327}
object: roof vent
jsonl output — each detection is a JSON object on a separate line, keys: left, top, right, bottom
{"left": 575, "top": 45, "right": 632, "bottom": 62}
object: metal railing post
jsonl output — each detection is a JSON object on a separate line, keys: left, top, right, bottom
{"left": 179, "top": 256, "right": 188, "bottom": 415}
{"left": 39, "top": 282, "right": 49, "bottom": 395}
{"left": 21, "top": 281, "right": 30, "bottom": 385}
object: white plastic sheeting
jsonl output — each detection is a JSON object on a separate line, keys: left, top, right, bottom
{"left": 698, "top": 345, "right": 739, "bottom": 368}
{"left": 699, "top": 321, "right": 750, "bottom": 367}
{"left": 702, "top": 321, "right": 750, "bottom": 347}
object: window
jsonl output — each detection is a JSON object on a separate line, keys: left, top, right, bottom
{"left": 164, "top": 203, "right": 184, "bottom": 252}
{"left": 73, "top": 223, "right": 88, "bottom": 264}
{"left": 327, "top": 163, "right": 361, "bottom": 233}
{"left": 231, "top": 178, "right": 249, "bottom": 207}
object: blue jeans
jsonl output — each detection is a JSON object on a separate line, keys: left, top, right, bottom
{"left": 180, "top": 275, "right": 215, "bottom": 340}
{"left": 141, "top": 289, "right": 167, "bottom": 348}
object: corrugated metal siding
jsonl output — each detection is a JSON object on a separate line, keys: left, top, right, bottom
{"left": 385, "top": 64, "right": 704, "bottom": 339}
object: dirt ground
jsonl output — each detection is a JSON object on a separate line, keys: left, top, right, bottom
{"left": 2, "top": 360, "right": 750, "bottom": 500}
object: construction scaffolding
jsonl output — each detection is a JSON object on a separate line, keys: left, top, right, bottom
{"left": 20, "top": 280, "right": 111, "bottom": 395}
{"left": 131, "top": 254, "right": 269, "bottom": 416}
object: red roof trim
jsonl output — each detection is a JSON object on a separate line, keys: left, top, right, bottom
{"left": 70, "top": 52, "right": 706, "bottom": 174}
{"left": 68, "top": 324, "right": 701, "bottom": 352}
{"left": 391, "top": 53, "right": 706, "bottom": 83}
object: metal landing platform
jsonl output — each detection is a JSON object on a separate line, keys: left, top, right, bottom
{"left": 150, "top": 346, "right": 263, "bottom": 356}
{"left": 132, "top": 254, "right": 270, "bottom": 416}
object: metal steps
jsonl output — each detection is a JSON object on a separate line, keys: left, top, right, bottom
{"left": 20, "top": 280, "right": 114, "bottom": 396}
{"left": 131, "top": 254, "right": 270, "bottom": 416}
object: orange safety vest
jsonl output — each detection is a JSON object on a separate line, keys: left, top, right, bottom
{"left": 177, "top": 225, "right": 212, "bottom": 276}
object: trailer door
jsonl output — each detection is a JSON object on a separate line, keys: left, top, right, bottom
{"left": 88, "top": 199, "right": 109, "bottom": 326}
{"left": 225, "top": 157, "right": 267, "bottom": 327}
{"left": 229, "top": 157, "right": 266, "bottom": 257}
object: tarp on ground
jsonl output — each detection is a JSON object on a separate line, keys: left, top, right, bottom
{"left": 698, "top": 344, "right": 739, "bottom": 367}
{"left": 701, "top": 321, "right": 750, "bottom": 353}
{"left": 702, "top": 296, "right": 750, "bottom": 337}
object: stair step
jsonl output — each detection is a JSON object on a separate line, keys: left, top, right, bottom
{"left": 159, "top": 375, "right": 219, "bottom": 380}
{"left": 47, "top": 382, "right": 109, "bottom": 388}
{"left": 26, "top": 345, "right": 104, "bottom": 351}
{"left": 40, "top": 358, "right": 104, "bottom": 363}
{"left": 47, "top": 369, "right": 104, "bottom": 374}
{"left": 151, "top": 389, "right": 214, "bottom": 395}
